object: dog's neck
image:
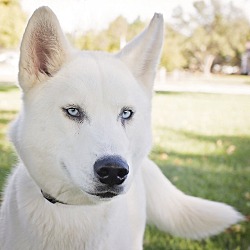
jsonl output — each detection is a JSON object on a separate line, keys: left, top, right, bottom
{"left": 41, "top": 190, "right": 68, "bottom": 205}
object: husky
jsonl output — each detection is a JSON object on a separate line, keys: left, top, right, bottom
{"left": 0, "top": 7, "right": 243, "bottom": 250}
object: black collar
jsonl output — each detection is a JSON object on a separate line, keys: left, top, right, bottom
{"left": 41, "top": 190, "right": 68, "bottom": 205}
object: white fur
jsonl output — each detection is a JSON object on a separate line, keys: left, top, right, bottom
{"left": 0, "top": 7, "right": 244, "bottom": 249}
{"left": 143, "top": 159, "right": 243, "bottom": 239}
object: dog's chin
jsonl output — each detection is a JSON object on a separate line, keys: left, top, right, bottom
{"left": 47, "top": 190, "right": 120, "bottom": 206}
{"left": 55, "top": 189, "right": 123, "bottom": 205}
{"left": 88, "top": 191, "right": 119, "bottom": 200}
{"left": 85, "top": 183, "right": 127, "bottom": 202}
{"left": 44, "top": 177, "right": 127, "bottom": 205}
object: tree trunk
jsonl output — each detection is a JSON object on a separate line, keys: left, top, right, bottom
{"left": 204, "top": 55, "right": 215, "bottom": 75}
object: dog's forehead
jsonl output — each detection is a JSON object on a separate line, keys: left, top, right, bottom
{"left": 72, "top": 51, "right": 134, "bottom": 85}
{"left": 53, "top": 51, "right": 143, "bottom": 103}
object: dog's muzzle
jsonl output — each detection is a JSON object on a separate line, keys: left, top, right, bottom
{"left": 41, "top": 156, "right": 129, "bottom": 204}
{"left": 94, "top": 155, "right": 129, "bottom": 187}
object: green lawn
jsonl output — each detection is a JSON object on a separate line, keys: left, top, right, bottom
{"left": 0, "top": 84, "right": 249, "bottom": 249}
{"left": 0, "top": 84, "right": 19, "bottom": 196}
{"left": 146, "top": 92, "right": 250, "bottom": 249}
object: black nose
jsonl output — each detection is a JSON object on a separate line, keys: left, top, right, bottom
{"left": 94, "top": 156, "right": 129, "bottom": 186}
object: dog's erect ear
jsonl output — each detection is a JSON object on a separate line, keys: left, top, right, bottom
{"left": 19, "top": 6, "right": 72, "bottom": 92}
{"left": 117, "top": 13, "right": 164, "bottom": 93}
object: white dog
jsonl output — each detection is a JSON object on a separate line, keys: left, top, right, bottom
{"left": 0, "top": 7, "right": 243, "bottom": 250}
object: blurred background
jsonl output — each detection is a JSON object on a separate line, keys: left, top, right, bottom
{"left": 0, "top": 0, "right": 250, "bottom": 249}
{"left": 1, "top": 0, "right": 250, "bottom": 83}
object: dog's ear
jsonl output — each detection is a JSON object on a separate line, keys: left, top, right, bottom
{"left": 117, "top": 13, "right": 164, "bottom": 93}
{"left": 19, "top": 6, "right": 72, "bottom": 92}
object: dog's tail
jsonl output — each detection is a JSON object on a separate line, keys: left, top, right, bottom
{"left": 142, "top": 158, "right": 244, "bottom": 239}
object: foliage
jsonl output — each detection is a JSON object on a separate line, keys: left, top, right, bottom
{"left": 71, "top": 0, "right": 250, "bottom": 73}
{"left": 73, "top": 16, "right": 145, "bottom": 52}
{"left": 0, "top": 0, "right": 26, "bottom": 48}
{"left": 126, "top": 17, "right": 145, "bottom": 41}
{"left": 73, "top": 16, "right": 127, "bottom": 52}
{"left": 1, "top": 0, "right": 250, "bottom": 72}
{"left": 173, "top": 0, "right": 250, "bottom": 72}
{"left": 161, "top": 25, "right": 187, "bottom": 71}
{"left": 0, "top": 83, "right": 249, "bottom": 248}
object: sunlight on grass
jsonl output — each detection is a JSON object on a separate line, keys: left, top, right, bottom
{"left": 145, "top": 92, "right": 250, "bottom": 249}
{"left": 0, "top": 84, "right": 21, "bottom": 111}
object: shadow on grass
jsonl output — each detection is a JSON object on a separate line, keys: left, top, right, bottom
{"left": 0, "top": 83, "right": 18, "bottom": 92}
{"left": 0, "top": 109, "right": 18, "bottom": 193}
{"left": 154, "top": 125, "right": 249, "bottom": 158}
{"left": 0, "top": 110, "right": 17, "bottom": 125}
{"left": 0, "top": 141, "right": 16, "bottom": 194}
{"left": 156, "top": 129, "right": 250, "bottom": 169}
{"left": 155, "top": 91, "right": 188, "bottom": 96}
{"left": 151, "top": 130, "right": 250, "bottom": 195}
{"left": 144, "top": 221, "right": 249, "bottom": 250}
{"left": 147, "top": 130, "right": 250, "bottom": 249}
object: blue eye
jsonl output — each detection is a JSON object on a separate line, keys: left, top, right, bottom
{"left": 67, "top": 108, "right": 80, "bottom": 117}
{"left": 122, "top": 110, "right": 133, "bottom": 119}
{"left": 62, "top": 106, "right": 88, "bottom": 123}
{"left": 121, "top": 109, "right": 134, "bottom": 120}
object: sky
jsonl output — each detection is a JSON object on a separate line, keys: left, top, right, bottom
{"left": 21, "top": 0, "right": 250, "bottom": 33}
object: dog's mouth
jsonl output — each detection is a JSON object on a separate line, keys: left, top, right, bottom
{"left": 90, "top": 183, "right": 125, "bottom": 199}
{"left": 41, "top": 190, "right": 119, "bottom": 205}
{"left": 60, "top": 161, "right": 125, "bottom": 202}
{"left": 88, "top": 191, "right": 119, "bottom": 199}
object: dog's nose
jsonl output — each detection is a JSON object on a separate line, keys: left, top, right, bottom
{"left": 94, "top": 156, "right": 129, "bottom": 186}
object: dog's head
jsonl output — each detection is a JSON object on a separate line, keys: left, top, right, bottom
{"left": 11, "top": 7, "right": 163, "bottom": 205}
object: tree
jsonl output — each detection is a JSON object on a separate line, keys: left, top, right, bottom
{"left": 173, "top": 0, "right": 250, "bottom": 73}
{"left": 74, "top": 16, "right": 128, "bottom": 52}
{"left": 105, "top": 16, "right": 128, "bottom": 51}
{"left": 0, "top": 0, "right": 26, "bottom": 48}
{"left": 126, "top": 17, "right": 145, "bottom": 41}
{"left": 161, "top": 25, "right": 187, "bottom": 72}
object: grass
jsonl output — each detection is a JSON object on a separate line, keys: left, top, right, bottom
{"left": 0, "top": 84, "right": 249, "bottom": 249}
{"left": 0, "top": 84, "right": 18, "bottom": 194}
{"left": 145, "top": 92, "right": 250, "bottom": 249}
